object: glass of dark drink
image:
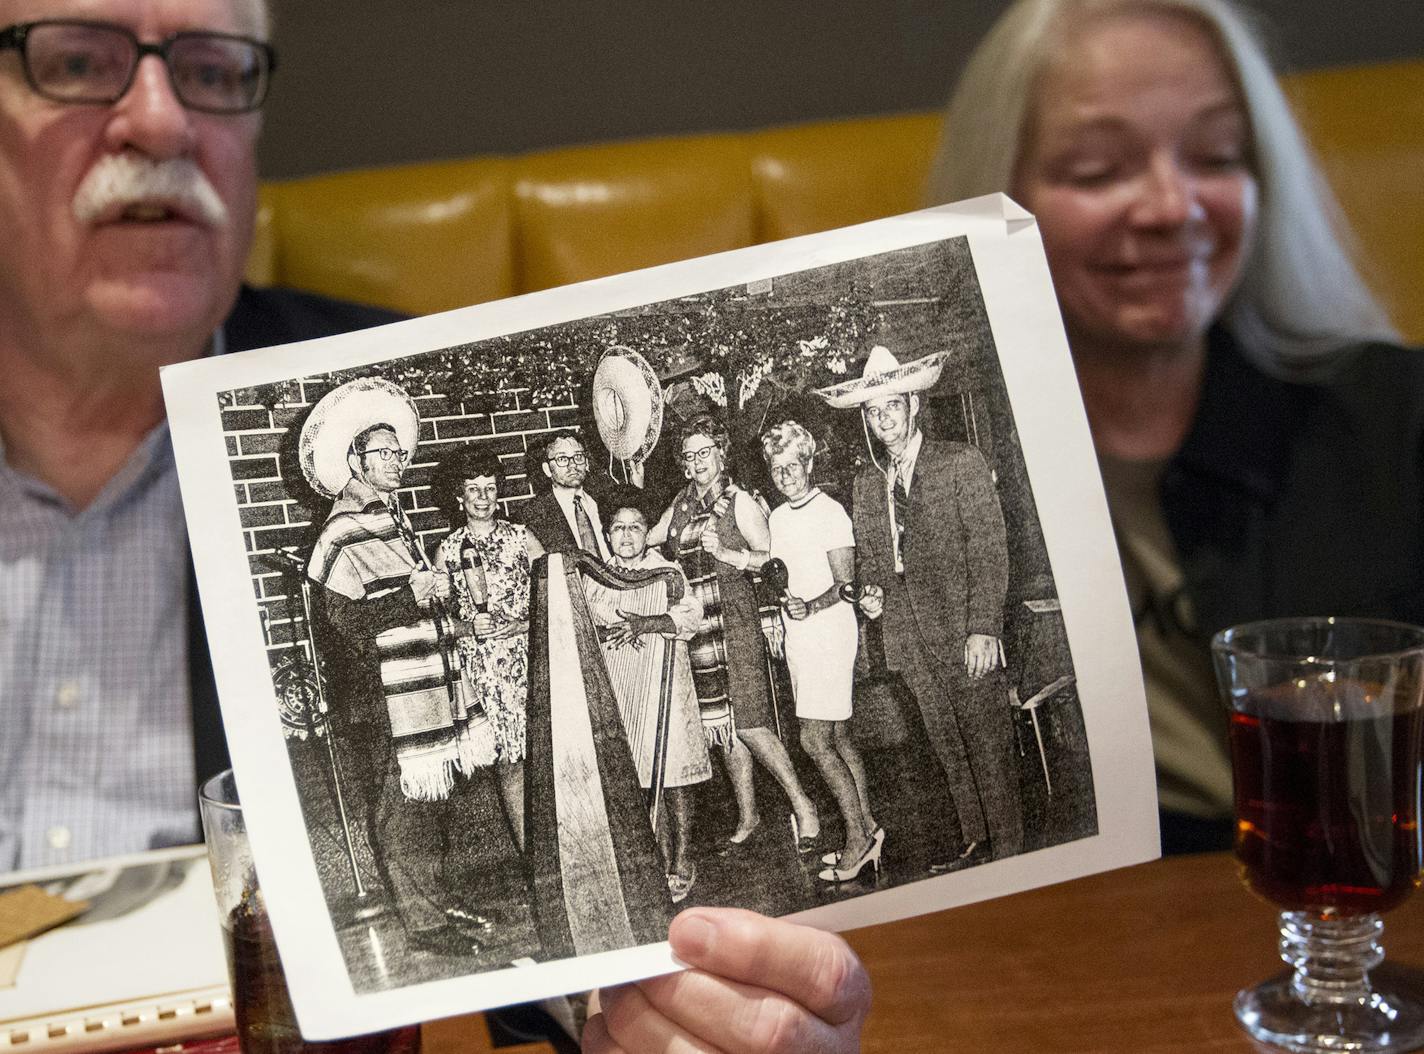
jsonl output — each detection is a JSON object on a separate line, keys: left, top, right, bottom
{"left": 1212, "top": 618, "right": 1424, "bottom": 1053}
{"left": 199, "top": 770, "right": 422, "bottom": 1054}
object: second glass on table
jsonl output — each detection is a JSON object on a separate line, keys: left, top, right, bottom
{"left": 199, "top": 769, "right": 423, "bottom": 1054}
{"left": 1213, "top": 617, "right": 1424, "bottom": 1053}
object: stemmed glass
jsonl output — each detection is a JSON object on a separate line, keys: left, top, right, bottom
{"left": 1212, "top": 617, "right": 1424, "bottom": 1052}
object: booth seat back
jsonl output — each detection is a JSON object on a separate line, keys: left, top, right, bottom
{"left": 248, "top": 60, "right": 1424, "bottom": 342}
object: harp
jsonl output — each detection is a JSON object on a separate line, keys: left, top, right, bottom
{"left": 524, "top": 552, "right": 684, "bottom": 960}
{"left": 587, "top": 569, "right": 679, "bottom": 830}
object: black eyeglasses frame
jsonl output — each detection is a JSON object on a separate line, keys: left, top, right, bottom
{"left": 546, "top": 452, "right": 589, "bottom": 469}
{"left": 0, "top": 19, "right": 277, "bottom": 115}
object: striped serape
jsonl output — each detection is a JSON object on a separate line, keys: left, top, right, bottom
{"left": 526, "top": 552, "right": 676, "bottom": 959}
{"left": 668, "top": 476, "right": 739, "bottom": 747}
{"left": 308, "top": 479, "right": 475, "bottom": 801}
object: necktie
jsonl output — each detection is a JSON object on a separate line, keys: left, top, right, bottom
{"left": 891, "top": 462, "right": 912, "bottom": 567}
{"left": 572, "top": 493, "right": 603, "bottom": 556}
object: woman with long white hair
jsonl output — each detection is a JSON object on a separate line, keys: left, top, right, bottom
{"left": 929, "top": 0, "right": 1422, "bottom": 852}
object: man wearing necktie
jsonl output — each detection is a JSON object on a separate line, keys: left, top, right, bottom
{"left": 821, "top": 345, "right": 1023, "bottom": 869}
{"left": 521, "top": 431, "right": 612, "bottom": 561}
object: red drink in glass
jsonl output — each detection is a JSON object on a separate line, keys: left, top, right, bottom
{"left": 1229, "top": 677, "right": 1423, "bottom": 917}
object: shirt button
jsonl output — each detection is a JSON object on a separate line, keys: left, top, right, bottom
{"left": 55, "top": 680, "right": 82, "bottom": 709}
{"left": 47, "top": 826, "right": 72, "bottom": 851}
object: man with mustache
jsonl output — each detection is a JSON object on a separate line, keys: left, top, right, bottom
{"left": 0, "top": 2, "right": 870, "bottom": 1049}
{"left": 0, "top": 0, "right": 395, "bottom": 878}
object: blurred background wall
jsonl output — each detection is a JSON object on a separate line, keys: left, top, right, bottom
{"left": 259, "top": 0, "right": 1423, "bottom": 179}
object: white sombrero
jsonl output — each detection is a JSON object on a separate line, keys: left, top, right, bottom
{"left": 298, "top": 377, "right": 420, "bottom": 498}
{"left": 591, "top": 345, "right": 664, "bottom": 463}
{"left": 814, "top": 345, "right": 950, "bottom": 410}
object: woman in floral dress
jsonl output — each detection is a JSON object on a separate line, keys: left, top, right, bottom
{"left": 436, "top": 447, "right": 544, "bottom": 852}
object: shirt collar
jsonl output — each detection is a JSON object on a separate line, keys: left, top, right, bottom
{"left": 552, "top": 483, "right": 585, "bottom": 506}
{"left": 901, "top": 429, "right": 924, "bottom": 467}
{"left": 888, "top": 429, "right": 924, "bottom": 486}
{"left": 0, "top": 419, "right": 175, "bottom": 518}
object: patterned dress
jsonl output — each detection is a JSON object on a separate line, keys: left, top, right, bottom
{"left": 435, "top": 520, "right": 531, "bottom": 764}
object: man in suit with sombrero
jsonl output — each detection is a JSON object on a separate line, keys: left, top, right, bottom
{"left": 818, "top": 345, "right": 1023, "bottom": 867}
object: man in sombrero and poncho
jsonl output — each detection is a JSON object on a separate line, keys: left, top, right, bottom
{"left": 817, "top": 345, "right": 1023, "bottom": 868}
{"left": 303, "top": 377, "right": 489, "bottom": 957}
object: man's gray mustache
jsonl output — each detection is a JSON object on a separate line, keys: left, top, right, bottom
{"left": 72, "top": 154, "right": 228, "bottom": 226}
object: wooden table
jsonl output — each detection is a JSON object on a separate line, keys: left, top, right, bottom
{"left": 846, "top": 851, "right": 1424, "bottom": 1052}
{"left": 429, "top": 851, "right": 1424, "bottom": 1052}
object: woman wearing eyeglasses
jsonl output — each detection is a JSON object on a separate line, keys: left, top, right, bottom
{"left": 648, "top": 414, "right": 821, "bottom": 850}
{"left": 434, "top": 446, "right": 545, "bottom": 853}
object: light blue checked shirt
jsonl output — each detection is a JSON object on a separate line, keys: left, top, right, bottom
{"left": 0, "top": 421, "right": 198, "bottom": 874}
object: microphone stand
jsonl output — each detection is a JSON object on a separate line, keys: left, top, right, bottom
{"left": 261, "top": 548, "right": 383, "bottom": 922}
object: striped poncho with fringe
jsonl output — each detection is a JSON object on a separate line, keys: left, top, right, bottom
{"left": 308, "top": 479, "right": 478, "bottom": 802}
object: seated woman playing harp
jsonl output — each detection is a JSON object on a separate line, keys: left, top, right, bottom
{"left": 584, "top": 505, "right": 712, "bottom": 902}
{"left": 525, "top": 527, "right": 710, "bottom": 959}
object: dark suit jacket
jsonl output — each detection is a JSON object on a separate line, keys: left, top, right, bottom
{"left": 852, "top": 438, "right": 1009, "bottom": 676}
{"left": 519, "top": 488, "right": 611, "bottom": 559}
{"left": 520, "top": 491, "right": 579, "bottom": 553}
{"left": 188, "top": 285, "right": 404, "bottom": 785}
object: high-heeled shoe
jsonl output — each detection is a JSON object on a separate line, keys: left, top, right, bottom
{"left": 790, "top": 808, "right": 821, "bottom": 853}
{"left": 817, "top": 830, "right": 884, "bottom": 883}
{"left": 667, "top": 864, "right": 697, "bottom": 904}
{"left": 823, "top": 826, "right": 883, "bottom": 866}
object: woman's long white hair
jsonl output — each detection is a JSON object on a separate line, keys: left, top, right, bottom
{"left": 926, "top": 0, "right": 1398, "bottom": 371}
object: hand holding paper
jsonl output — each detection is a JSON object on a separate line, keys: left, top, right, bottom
{"left": 586, "top": 909, "right": 869, "bottom": 1054}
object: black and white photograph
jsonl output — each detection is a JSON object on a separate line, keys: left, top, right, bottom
{"left": 164, "top": 198, "right": 1156, "bottom": 1036}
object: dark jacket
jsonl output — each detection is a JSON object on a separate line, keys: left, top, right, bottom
{"left": 1163, "top": 328, "right": 1424, "bottom": 641}
{"left": 851, "top": 439, "right": 1010, "bottom": 676}
{"left": 519, "top": 491, "right": 582, "bottom": 554}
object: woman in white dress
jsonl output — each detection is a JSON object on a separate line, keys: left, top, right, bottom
{"left": 759, "top": 421, "right": 881, "bottom": 881}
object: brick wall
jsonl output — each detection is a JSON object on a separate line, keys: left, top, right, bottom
{"left": 221, "top": 375, "right": 584, "bottom": 670}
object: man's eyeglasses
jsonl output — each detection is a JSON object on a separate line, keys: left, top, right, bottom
{"left": 361, "top": 447, "right": 409, "bottom": 465}
{"left": 0, "top": 20, "right": 276, "bottom": 114}
{"left": 547, "top": 452, "right": 588, "bottom": 469}
{"left": 680, "top": 445, "right": 719, "bottom": 465}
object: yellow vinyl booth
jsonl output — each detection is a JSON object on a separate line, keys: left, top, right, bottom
{"left": 247, "top": 59, "right": 1424, "bottom": 343}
